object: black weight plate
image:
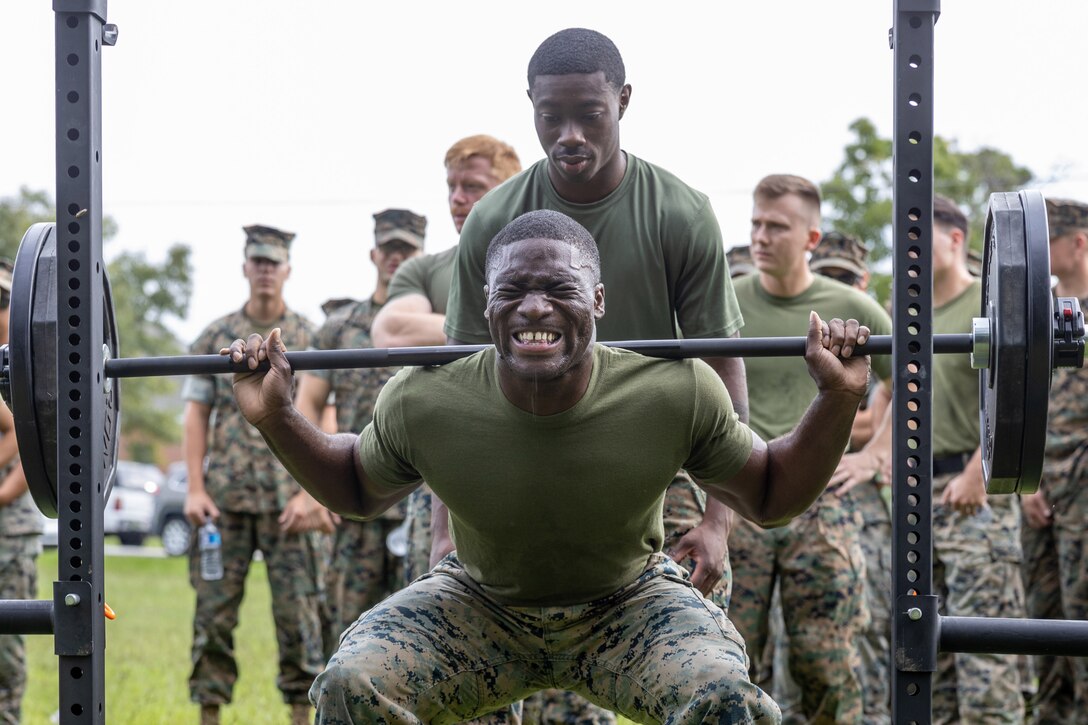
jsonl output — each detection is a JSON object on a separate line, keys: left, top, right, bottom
{"left": 9, "top": 223, "right": 119, "bottom": 517}
{"left": 980, "top": 191, "right": 1052, "bottom": 494}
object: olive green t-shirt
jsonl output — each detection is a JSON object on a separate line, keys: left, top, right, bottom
{"left": 445, "top": 154, "right": 744, "bottom": 344}
{"left": 357, "top": 345, "right": 754, "bottom": 606}
{"left": 734, "top": 274, "right": 893, "bottom": 441}
{"left": 387, "top": 245, "right": 457, "bottom": 314}
{"left": 932, "top": 278, "right": 981, "bottom": 457}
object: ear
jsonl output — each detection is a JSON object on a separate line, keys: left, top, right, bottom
{"left": 1074, "top": 230, "right": 1088, "bottom": 254}
{"left": 805, "top": 227, "right": 822, "bottom": 252}
{"left": 370, "top": 248, "right": 378, "bottom": 266}
{"left": 483, "top": 285, "right": 490, "bottom": 320}
{"left": 618, "top": 84, "right": 632, "bottom": 119}
{"left": 593, "top": 282, "right": 606, "bottom": 319}
{"left": 282, "top": 263, "right": 291, "bottom": 281}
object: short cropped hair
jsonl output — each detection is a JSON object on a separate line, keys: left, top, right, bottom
{"left": 527, "top": 28, "right": 626, "bottom": 92}
{"left": 485, "top": 210, "right": 601, "bottom": 283}
{"left": 754, "top": 174, "right": 822, "bottom": 221}
{"left": 933, "top": 195, "right": 969, "bottom": 237}
{"left": 445, "top": 135, "right": 523, "bottom": 184}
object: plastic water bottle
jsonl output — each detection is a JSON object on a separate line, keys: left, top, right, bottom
{"left": 199, "top": 522, "right": 224, "bottom": 581}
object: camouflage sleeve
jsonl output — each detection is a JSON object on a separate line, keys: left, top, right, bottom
{"left": 683, "top": 360, "right": 754, "bottom": 483}
{"left": 182, "top": 323, "right": 223, "bottom": 404}
{"left": 307, "top": 315, "right": 340, "bottom": 383}
{"left": 673, "top": 198, "right": 745, "bottom": 339}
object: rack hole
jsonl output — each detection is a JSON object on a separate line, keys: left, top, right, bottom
{"left": 69, "top": 464, "right": 81, "bottom": 476}
{"left": 908, "top": 341, "right": 920, "bottom": 354}
{"left": 908, "top": 512, "right": 919, "bottom": 525}
{"left": 907, "top": 683, "right": 919, "bottom": 696}
{"left": 69, "top": 574, "right": 81, "bottom": 582}
{"left": 909, "top": 55, "right": 921, "bottom": 68}
{"left": 907, "top": 436, "right": 919, "bottom": 450}
{"left": 70, "top": 704, "right": 83, "bottom": 715}
{"left": 908, "top": 93, "right": 922, "bottom": 107}
{"left": 908, "top": 304, "right": 919, "bottom": 317}
{"left": 68, "top": 259, "right": 80, "bottom": 271}
{"left": 909, "top": 16, "right": 922, "bottom": 28}
{"left": 69, "top": 426, "right": 81, "bottom": 439}
{"left": 908, "top": 245, "right": 922, "bottom": 259}
{"left": 908, "top": 283, "right": 920, "bottom": 297}
{"left": 66, "top": 16, "right": 78, "bottom": 28}
{"left": 69, "top": 353, "right": 81, "bottom": 365}
{"left": 67, "top": 128, "right": 79, "bottom": 141}
{"left": 69, "top": 371, "right": 81, "bottom": 383}
{"left": 69, "top": 408, "right": 81, "bottom": 420}
{"left": 70, "top": 556, "right": 82, "bottom": 568}
{"left": 907, "top": 549, "right": 918, "bottom": 563}
{"left": 70, "top": 537, "right": 82, "bottom": 550}
{"left": 908, "top": 207, "right": 921, "bottom": 221}
{"left": 69, "top": 445, "right": 81, "bottom": 457}
{"left": 69, "top": 315, "right": 80, "bottom": 326}
{"left": 907, "top": 417, "right": 918, "bottom": 431}
{"left": 67, "top": 53, "right": 79, "bottom": 66}
{"left": 69, "top": 501, "right": 80, "bottom": 513}
{"left": 67, "top": 165, "right": 80, "bottom": 178}
{"left": 69, "top": 482, "right": 81, "bottom": 494}
{"left": 907, "top": 361, "right": 920, "bottom": 374}
{"left": 908, "top": 226, "right": 921, "bottom": 240}
{"left": 908, "top": 169, "right": 921, "bottom": 183}
{"left": 69, "top": 520, "right": 81, "bottom": 531}
{"left": 908, "top": 494, "right": 919, "bottom": 507}
{"left": 908, "top": 323, "right": 920, "bottom": 335}
{"left": 908, "top": 455, "right": 920, "bottom": 469}
{"left": 908, "top": 265, "right": 920, "bottom": 278}
{"left": 908, "top": 131, "right": 921, "bottom": 145}
{"left": 67, "top": 90, "right": 79, "bottom": 103}
{"left": 907, "top": 568, "right": 918, "bottom": 582}
{"left": 907, "top": 531, "right": 919, "bottom": 544}
{"left": 69, "top": 334, "right": 80, "bottom": 345}
{"left": 68, "top": 278, "right": 80, "bottom": 290}
{"left": 908, "top": 475, "right": 920, "bottom": 488}
{"left": 71, "top": 667, "right": 83, "bottom": 679}
{"left": 69, "top": 389, "right": 81, "bottom": 401}
{"left": 68, "top": 240, "right": 79, "bottom": 252}
{"left": 69, "top": 296, "right": 80, "bottom": 309}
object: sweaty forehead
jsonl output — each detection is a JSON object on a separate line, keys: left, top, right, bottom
{"left": 491, "top": 238, "right": 584, "bottom": 280}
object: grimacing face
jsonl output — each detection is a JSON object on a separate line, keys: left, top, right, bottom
{"left": 484, "top": 237, "right": 604, "bottom": 382}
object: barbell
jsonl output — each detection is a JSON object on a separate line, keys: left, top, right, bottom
{"left": 0, "top": 190, "right": 1082, "bottom": 518}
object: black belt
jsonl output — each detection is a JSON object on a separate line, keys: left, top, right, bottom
{"left": 932, "top": 452, "right": 971, "bottom": 476}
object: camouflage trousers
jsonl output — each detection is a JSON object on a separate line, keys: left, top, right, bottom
{"left": 0, "top": 536, "right": 39, "bottom": 725}
{"left": 1020, "top": 488, "right": 1088, "bottom": 724}
{"left": 322, "top": 517, "right": 404, "bottom": 657}
{"left": 1021, "top": 512, "right": 1072, "bottom": 724}
{"left": 931, "top": 472, "right": 1026, "bottom": 724}
{"left": 188, "top": 510, "right": 325, "bottom": 705}
{"left": 399, "top": 473, "right": 724, "bottom": 724}
{"left": 311, "top": 552, "right": 779, "bottom": 724}
{"left": 729, "top": 492, "right": 868, "bottom": 724}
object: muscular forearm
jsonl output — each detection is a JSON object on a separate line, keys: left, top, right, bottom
{"left": 372, "top": 312, "right": 447, "bottom": 348}
{"left": 255, "top": 406, "right": 400, "bottom": 519}
{"left": 758, "top": 390, "right": 863, "bottom": 525}
{"left": 183, "top": 404, "right": 210, "bottom": 494}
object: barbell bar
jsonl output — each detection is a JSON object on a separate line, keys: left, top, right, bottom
{"left": 1, "top": 191, "right": 1083, "bottom": 519}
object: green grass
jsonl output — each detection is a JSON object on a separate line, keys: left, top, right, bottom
{"left": 24, "top": 549, "right": 638, "bottom": 724}
{"left": 25, "top": 550, "right": 300, "bottom": 724}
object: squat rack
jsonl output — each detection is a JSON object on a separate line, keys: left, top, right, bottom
{"left": 8, "top": 1, "right": 1088, "bottom": 722}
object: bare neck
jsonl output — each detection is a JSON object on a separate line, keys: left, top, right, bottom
{"left": 759, "top": 265, "right": 815, "bottom": 299}
{"left": 1056, "top": 262, "right": 1088, "bottom": 300}
{"left": 932, "top": 265, "right": 974, "bottom": 308}
{"left": 244, "top": 296, "right": 287, "bottom": 326}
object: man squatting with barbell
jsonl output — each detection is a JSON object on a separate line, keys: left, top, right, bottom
{"left": 224, "top": 209, "right": 874, "bottom": 724}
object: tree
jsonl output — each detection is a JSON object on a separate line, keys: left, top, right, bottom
{"left": 821, "top": 117, "right": 1035, "bottom": 261}
{"left": 0, "top": 187, "right": 192, "bottom": 464}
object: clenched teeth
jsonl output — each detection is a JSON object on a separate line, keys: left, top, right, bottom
{"left": 515, "top": 331, "right": 558, "bottom": 343}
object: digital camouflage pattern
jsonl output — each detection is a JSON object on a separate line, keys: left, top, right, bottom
{"left": 403, "top": 484, "right": 433, "bottom": 584}
{"left": 310, "top": 553, "right": 779, "bottom": 724}
{"left": 1044, "top": 197, "right": 1088, "bottom": 240}
{"left": 0, "top": 532, "right": 39, "bottom": 725}
{"left": 1020, "top": 293, "right": 1088, "bottom": 722}
{"left": 851, "top": 482, "right": 892, "bottom": 724}
{"left": 184, "top": 307, "right": 316, "bottom": 513}
{"left": 931, "top": 471, "right": 1026, "bottom": 724}
{"left": 188, "top": 510, "right": 325, "bottom": 705}
{"left": 728, "top": 494, "right": 867, "bottom": 724}
{"left": 185, "top": 307, "right": 324, "bottom": 706}
{"left": 809, "top": 231, "right": 869, "bottom": 279}
{"left": 310, "top": 298, "right": 407, "bottom": 656}
{"left": 243, "top": 224, "right": 295, "bottom": 264}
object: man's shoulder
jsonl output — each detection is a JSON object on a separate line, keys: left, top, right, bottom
{"left": 191, "top": 308, "right": 246, "bottom": 347}
{"left": 627, "top": 154, "right": 712, "bottom": 211}
{"left": 469, "top": 161, "right": 548, "bottom": 222}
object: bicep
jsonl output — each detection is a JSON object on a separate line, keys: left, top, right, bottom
{"left": 383, "top": 293, "right": 434, "bottom": 317}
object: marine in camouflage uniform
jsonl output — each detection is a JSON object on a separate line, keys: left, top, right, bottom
{"left": 0, "top": 477, "right": 41, "bottom": 725}
{"left": 731, "top": 178, "right": 890, "bottom": 724}
{"left": 182, "top": 226, "right": 323, "bottom": 721}
{"left": 1019, "top": 198, "right": 1088, "bottom": 723}
{"left": 303, "top": 209, "right": 428, "bottom": 657}
{"left": 0, "top": 260, "right": 42, "bottom": 725}
{"left": 924, "top": 198, "right": 1025, "bottom": 724}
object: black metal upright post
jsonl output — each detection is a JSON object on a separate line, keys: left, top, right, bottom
{"left": 53, "top": 1, "right": 109, "bottom": 722}
{"left": 891, "top": 1, "right": 940, "bottom": 722}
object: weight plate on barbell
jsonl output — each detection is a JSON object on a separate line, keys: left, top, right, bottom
{"left": 980, "top": 190, "right": 1052, "bottom": 495}
{"left": 8, "top": 223, "right": 119, "bottom": 517}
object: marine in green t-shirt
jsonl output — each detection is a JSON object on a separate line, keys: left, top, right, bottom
{"left": 441, "top": 38, "right": 748, "bottom": 607}
{"left": 227, "top": 208, "right": 872, "bottom": 723}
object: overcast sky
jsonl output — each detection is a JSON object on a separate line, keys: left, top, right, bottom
{"left": 3, "top": 1, "right": 1086, "bottom": 342}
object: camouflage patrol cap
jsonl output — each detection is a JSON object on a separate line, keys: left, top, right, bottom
{"left": 726, "top": 245, "right": 755, "bottom": 278}
{"left": 243, "top": 224, "right": 295, "bottom": 263}
{"left": 321, "top": 297, "right": 354, "bottom": 316}
{"left": 374, "top": 208, "right": 427, "bottom": 250}
{"left": 1045, "top": 197, "right": 1088, "bottom": 240}
{"left": 811, "top": 231, "right": 870, "bottom": 278}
